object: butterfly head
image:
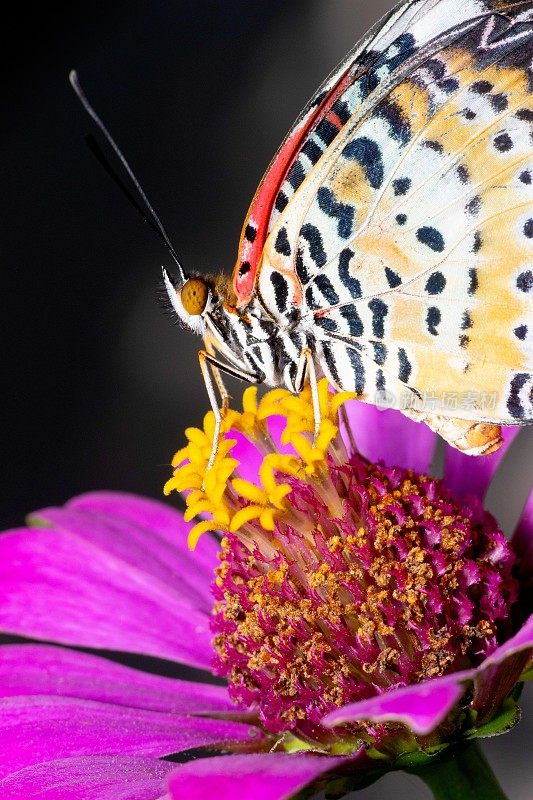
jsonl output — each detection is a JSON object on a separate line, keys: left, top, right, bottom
{"left": 162, "top": 267, "right": 213, "bottom": 336}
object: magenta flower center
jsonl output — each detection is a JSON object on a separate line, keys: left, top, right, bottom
{"left": 212, "top": 454, "right": 518, "bottom": 742}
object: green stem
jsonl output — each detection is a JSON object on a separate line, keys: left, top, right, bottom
{"left": 408, "top": 742, "right": 509, "bottom": 800}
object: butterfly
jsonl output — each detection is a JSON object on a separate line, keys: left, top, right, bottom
{"left": 75, "top": 0, "right": 533, "bottom": 463}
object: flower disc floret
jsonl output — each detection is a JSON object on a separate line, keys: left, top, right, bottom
{"left": 211, "top": 455, "right": 518, "bottom": 750}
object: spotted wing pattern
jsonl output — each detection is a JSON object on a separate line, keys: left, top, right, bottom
{"left": 233, "top": 0, "right": 515, "bottom": 306}
{"left": 260, "top": 1, "right": 533, "bottom": 427}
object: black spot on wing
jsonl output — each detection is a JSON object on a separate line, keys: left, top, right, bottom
{"left": 494, "top": 132, "right": 513, "bottom": 152}
{"left": 426, "top": 306, "right": 441, "bottom": 336}
{"left": 375, "top": 100, "right": 411, "bottom": 145}
{"left": 517, "top": 270, "right": 533, "bottom": 292}
{"left": 425, "top": 271, "right": 446, "bottom": 295}
{"left": 305, "top": 286, "right": 321, "bottom": 310}
{"left": 311, "top": 90, "right": 327, "bottom": 109}
{"left": 491, "top": 93, "right": 508, "bottom": 113}
{"left": 466, "top": 195, "right": 481, "bottom": 215}
{"left": 514, "top": 325, "right": 528, "bottom": 340}
{"left": 321, "top": 342, "right": 341, "bottom": 385}
{"left": 301, "top": 139, "right": 323, "bottom": 166}
{"left": 275, "top": 191, "right": 289, "bottom": 213}
{"left": 332, "top": 99, "right": 351, "bottom": 125}
{"left": 342, "top": 137, "right": 384, "bottom": 189}
{"left": 316, "top": 118, "right": 339, "bottom": 147}
{"left": 462, "top": 311, "right": 473, "bottom": 330}
{"left": 315, "top": 316, "right": 338, "bottom": 333}
{"left": 424, "top": 58, "right": 446, "bottom": 79}
{"left": 457, "top": 164, "right": 470, "bottom": 184}
{"left": 287, "top": 160, "right": 306, "bottom": 191}
{"left": 507, "top": 373, "right": 529, "bottom": 419}
{"left": 274, "top": 227, "right": 291, "bottom": 257}
{"left": 441, "top": 77, "right": 459, "bottom": 94}
{"left": 523, "top": 219, "right": 533, "bottom": 239}
{"left": 317, "top": 187, "right": 355, "bottom": 239}
{"left": 468, "top": 268, "right": 478, "bottom": 296}
{"left": 340, "top": 306, "right": 363, "bottom": 337}
{"left": 520, "top": 170, "right": 532, "bottom": 184}
{"left": 398, "top": 348, "right": 412, "bottom": 383}
{"left": 385, "top": 266, "right": 402, "bottom": 288}
{"left": 295, "top": 250, "right": 310, "bottom": 285}
{"left": 459, "top": 334, "right": 470, "bottom": 348}
{"left": 417, "top": 226, "right": 445, "bottom": 252}
{"left": 239, "top": 261, "right": 251, "bottom": 276}
{"left": 347, "top": 347, "right": 366, "bottom": 394}
{"left": 368, "top": 298, "right": 388, "bottom": 339}
{"left": 422, "top": 139, "right": 443, "bottom": 153}
{"left": 379, "top": 32, "right": 416, "bottom": 73}
{"left": 373, "top": 342, "right": 387, "bottom": 366}
{"left": 396, "top": 213, "right": 407, "bottom": 226}
{"left": 300, "top": 224, "right": 327, "bottom": 268}
{"left": 516, "top": 109, "right": 533, "bottom": 122}
{"left": 270, "top": 272, "right": 289, "bottom": 313}
{"left": 472, "top": 232, "right": 482, "bottom": 253}
{"left": 244, "top": 224, "right": 256, "bottom": 243}
{"left": 392, "top": 177, "right": 411, "bottom": 196}
{"left": 338, "top": 249, "right": 362, "bottom": 299}
{"left": 314, "top": 274, "right": 340, "bottom": 305}
{"left": 472, "top": 79, "right": 493, "bottom": 94}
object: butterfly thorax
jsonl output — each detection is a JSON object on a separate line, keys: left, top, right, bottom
{"left": 207, "top": 289, "right": 314, "bottom": 393}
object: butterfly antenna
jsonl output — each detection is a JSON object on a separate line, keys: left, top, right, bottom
{"left": 69, "top": 70, "right": 186, "bottom": 284}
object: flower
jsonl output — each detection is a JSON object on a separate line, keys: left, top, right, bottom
{"left": 0, "top": 391, "right": 532, "bottom": 799}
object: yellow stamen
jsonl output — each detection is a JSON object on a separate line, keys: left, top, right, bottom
{"left": 165, "top": 378, "right": 356, "bottom": 546}
{"left": 231, "top": 478, "right": 268, "bottom": 505}
{"left": 188, "top": 520, "right": 221, "bottom": 550}
{"left": 230, "top": 505, "right": 265, "bottom": 532}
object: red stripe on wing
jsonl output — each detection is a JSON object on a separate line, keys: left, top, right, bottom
{"left": 232, "top": 69, "right": 355, "bottom": 307}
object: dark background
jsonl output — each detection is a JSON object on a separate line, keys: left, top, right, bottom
{"left": 3, "top": 1, "right": 532, "bottom": 797}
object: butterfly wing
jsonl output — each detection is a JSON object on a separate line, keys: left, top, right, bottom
{"left": 233, "top": 0, "right": 509, "bottom": 306}
{"left": 260, "top": 1, "right": 533, "bottom": 429}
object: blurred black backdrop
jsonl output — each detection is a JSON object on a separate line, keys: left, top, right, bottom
{"left": 3, "top": 2, "right": 533, "bottom": 797}
{"left": 3, "top": 0, "right": 403, "bottom": 527}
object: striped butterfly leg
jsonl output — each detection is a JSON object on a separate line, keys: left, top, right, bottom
{"left": 403, "top": 408, "right": 503, "bottom": 456}
{"left": 198, "top": 350, "right": 263, "bottom": 478}
{"left": 295, "top": 348, "right": 322, "bottom": 443}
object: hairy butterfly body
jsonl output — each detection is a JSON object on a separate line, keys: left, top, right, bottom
{"left": 163, "top": 0, "right": 533, "bottom": 457}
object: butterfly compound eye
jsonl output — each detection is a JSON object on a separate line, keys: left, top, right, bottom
{"left": 181, "top": 277, "right": 209, "bottom": 315}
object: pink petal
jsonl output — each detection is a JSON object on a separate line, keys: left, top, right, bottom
{"left": 342, "top": 401, "right": 436, "bottom": 473}
{"left": 65, "top": 492, "right": 218, "bottom": 575}
{"left": 168, "top": 752, "right": 357, "bottom": 800}
{"left": 0, "top": 696, "right": 263, "bottom": 780}
{"left": 230, "top": 431, "right": 263, "bottom": 483}
{"left": 267, "top": 416, "right": 297, "bottom": 455}
{"left": 512, "top": 486, "right": 533, "bottom": 580}
{"left": 481, "top": 615, "right": 533, "bottom": 667}
{"left": 323, "top": 671, "right": 474, "bottom": 735}
{"left": 231, "top": 417, "right": 295, "bottom": 484}
{"left": 0, "top": 528, "right": 213, "bottom": 670}
{"left": 0, "top": 755, "right": 174, "bottom": 800}
{"left": 473, "top": 616, "right": 533, "bottom": 721}
{"left": 34, "top": 505, "right": 212, "bottom": 613}
{"left": 443, "top": 427, "right": 520, "bottom": 500}
{"left": 0, "top": 644, "right": 237, "bottom": 714}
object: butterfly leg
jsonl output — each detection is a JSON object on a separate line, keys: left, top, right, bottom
{"left": 295, "top": 348, "right": 321, "bottom": 442}
{"left": 198, "top": 350, "right": 263, "bottom": 475}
